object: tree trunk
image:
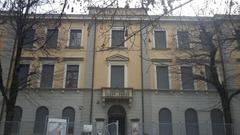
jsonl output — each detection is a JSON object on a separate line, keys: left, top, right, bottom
{"left": 222, "top": 97, "right": 233, "bottom": 135}
{"left": 4, "top": 102, "right": 15, "bottom": 135}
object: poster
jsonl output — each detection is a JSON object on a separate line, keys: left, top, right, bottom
{"left": 132, "top": 122, "right": 139, "bottom": 135}
{"left": 47, "top": 118, "right": 67, "bottom": 135}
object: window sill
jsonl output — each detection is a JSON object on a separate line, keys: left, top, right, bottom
{"left": 65, "top": 46, "right": 84, "bottom": 49}
{"left": 108, "top": 47, "right": 128, "bottom": 50}
{"left": 152, "top": 48, "right": 171, "bottom": 50}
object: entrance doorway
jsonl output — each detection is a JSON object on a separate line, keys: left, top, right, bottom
{"left": 108, "top": 105, "right": 126, "bottom": 135}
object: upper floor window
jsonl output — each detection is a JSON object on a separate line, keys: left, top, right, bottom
{"left": 177, "top": 31, "right": 190, "bottom": 49}
{"left": 205, "top": 65, "right": 216, "bottom": 90}
{"left": 156, "top": 66, "right": 169, "bottom": 89}
{"left": 154, "top": 31, "right": 167, "bottom": 49}
{"left": 235, "top": 30, "right": 240, "bottom": 46}
{"left": 46, "top": 29, "right": 58, "bottom": 48}
{"left": 65, "top": 65, "right": 79, "bottom": 88}
{"left": 69, "top": 30, "right": 82, "bottom": 48}
{"left": 110, "top": 65, "right": 125, "bottom": 88}
{"left": 18, "top": 64, "right": 30, "bottom": 88}
{"left": 181, "top": 66, "right": 194, "bottom": 90}
{"left": 40, "top": 64, "right": 54, "bottom": 88}
{"left": 200, "top": 31, "right": 212, "bottom": 49}
{"left": 23, "top": 29, "right": 35, "bottom": 48}
{"left": 111, "top": 28, "right": 125, "bottom": 47}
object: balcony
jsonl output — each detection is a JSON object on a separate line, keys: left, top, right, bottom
{"left": 101, "top": 87, "right": 133, "bottom": 104}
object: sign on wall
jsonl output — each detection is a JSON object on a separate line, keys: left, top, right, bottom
{"left": 47, "top": 118, "right": 67, "bottom": 135}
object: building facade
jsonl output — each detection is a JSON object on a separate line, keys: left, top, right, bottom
{"left": 1, "top": 8, "right": 240, "bottom": 135}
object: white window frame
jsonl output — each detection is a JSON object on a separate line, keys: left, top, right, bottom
{"left": 67, "top": 29, "right": 83, "bottom": 48}
{"left": 45, "top": 28, "right": 59, "bottom": 48}
{"left": 108, "top": 62, "right": 128, "bottom": 87}
{"left": 179, "top": 65, "right": 196, "bottom": 90}
{"left": 39, "top": 61, "right": 55, "bottom": 88}
{"left": 153, "top": 30, "right": 168, "bottom": 49}
{"left": 154, "top": 64, "right": 171, "bottom": 90}
{"left": 63, "top": 63, "right": 81, "bottom": 88}
{"left": 110, "top": 27, "right": 127, "bottom": 48}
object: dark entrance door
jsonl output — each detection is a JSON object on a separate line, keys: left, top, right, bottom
{"left": 108, "top": 105, "right": 126, "bottom": 135}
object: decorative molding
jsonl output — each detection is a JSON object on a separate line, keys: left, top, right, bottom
{"left": 106, "top": 54, "right": 129, "bottom": 62}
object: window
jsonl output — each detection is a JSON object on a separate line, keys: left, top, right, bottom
{"left": 185, "top": 109, "right": 199, "bottom": 135}
{"left": 200, "top": 32, "right": 212, "bottom": 48}
{"left": 111, "top": 65, "right": 124, "bottom": 88}
{"left": 211, "top": 109, "right": 225, "bottom": 135}
{"left": 205, "top": 65, "right": 216, "bottom": 90}
{"left": 18, "top": 64, "right": 30, "bottom": 88}
{"left": 159, "top": 108, "right": 172, "bottom": 135}
{"left": 46, "top": 29, "right": 58, "bottom": 48}
{"left": 23, "top": 29, "right": 35, "bottom": 48}
{"left": 40, "top": 65, "right": 54, "bottom": 88}
{"left": 154, "top": 31, "right": 167, "bottom": 49}
{"left": 235, "top": 30, "right": 240, "bottom": 46}
{"left": 11, "top": 106, "right": 23, "bottom": 134}
{"left": 156, "top": 66, "right": 169, "bottom": 89}
{"left": 34, "top": 106, "right": 49, "bottom": 134}
{"left": 69, "top": 30, "right": 82, "bottom": 48}
{"left": 178, "top": 31, "right": 190, "bottom": 48}
{"left": 62, "top": 107, "right": 75, "bottom": 134}
{"left": 111, "top": 29, "right": 124, "bottom": 47}
{"left": 181, "top": 66, "right": 194, "bottom": 90}
{"left": 65, "top": 65, "right": 79, "bottom": 88}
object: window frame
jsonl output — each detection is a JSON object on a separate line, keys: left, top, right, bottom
{"left": 45, "top": 28, "right": 59, "bottom": 48}
{"left": 108, "top": 62, "right": 128, "bottom": 88}
{"left": 67, "top": 29, "right": 83, "bottom": 48}
{"left": 177, "top": 31, "right": 190, "bottom": 49}
{"left": 39, "top": 63, "right": 55, "bottom": 88}
{"left": 153, "top": 30, "right": 168, "bottom": 49}
{"left": 180, "top": 65, "right": 196, "bottom": 90}
{"left": 110, "top": 27, "right": 127, "bottom": 48}
{"left": 63, "top": 64, "right": 81, "bottom": 88}
{"left": 155, "top": 65, "right": 171, "bottom": 90}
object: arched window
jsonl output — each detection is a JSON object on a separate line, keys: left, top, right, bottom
{"left": 11, "top": 106, "right": 23, "bottom": 133}
{"left": 185, "top": 109, "right": 199, "bottom": 135}
{"left": 62, "top": 107, "right": 75, "bottom": 134}
{"left": 159, "top": 108, "right": 172, "bottom": 135}
{"left": 34, "top": 106, "right": 49, "bottom": 134}
{"left": 211, "top": 109, "right": 225, "bottom": 135}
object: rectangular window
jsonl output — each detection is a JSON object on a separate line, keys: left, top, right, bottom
{"left": 177, "top": 31, "right": 190, "bottom": 48}
{"left": 18, "top": 64, "right": 30, "bottom": 87}
{"left": 40, "top": 64, "right": 54, "bottom": 88}
{"left": 236, "top": 30, "right": 240, "bottom": 46}
{"left": 205, "top": 65, "right": 215, "bottom": 90}
{"left": 200, "top": 32, "right": 212, "bottom": 48}
{"left": 181, "top": 66, "right": 194, "bottom": 90}
{"left": 111, "top": 29, "right": 124, "bottom": 47}
{"left": 111, "top": 65, "right": 124, "bottom": 88}
{"left": 23, "top": 29, "right": 35, "bottom": 48}
{"left": 154, "top": 31, "right": 167, "bottom": 49}
{"left": 69, "top": 30, "right": 82, "bottom": 48}
{"left": 46, "top": 29, "right": 58, "bottom": 48}
{"left": 65, "top": 65, "right": 79, "bottom": 88}
{"left": 156, "top": 66, "right": 169, "bottom": 89}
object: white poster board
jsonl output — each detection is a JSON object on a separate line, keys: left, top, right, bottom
{"left": 47, "top": 118, "right": 67, "bottom": 135}
{"left": 83, "top": 125, "right": 93, "bottom": 133}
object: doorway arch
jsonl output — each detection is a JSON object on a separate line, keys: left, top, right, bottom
{"left": 108, "top": 105, "right": 126, "bottom": 135}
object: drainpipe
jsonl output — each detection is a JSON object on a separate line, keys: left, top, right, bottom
{"left": 89, "top": 18, "right": 97, "bottom": 124}
{"left": 140, "top": 19, "right": 145, "bottom": 135}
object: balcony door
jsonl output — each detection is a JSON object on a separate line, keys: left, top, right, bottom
{"left": 108, "top": 105, "right": 126, "bottom": 135}
{"left": 111, "top": 65, "right": 124, "bottom": 88}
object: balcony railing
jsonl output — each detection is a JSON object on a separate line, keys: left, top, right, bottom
{"left": 101, "top": 87, "right": 133, "bottom": 103}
